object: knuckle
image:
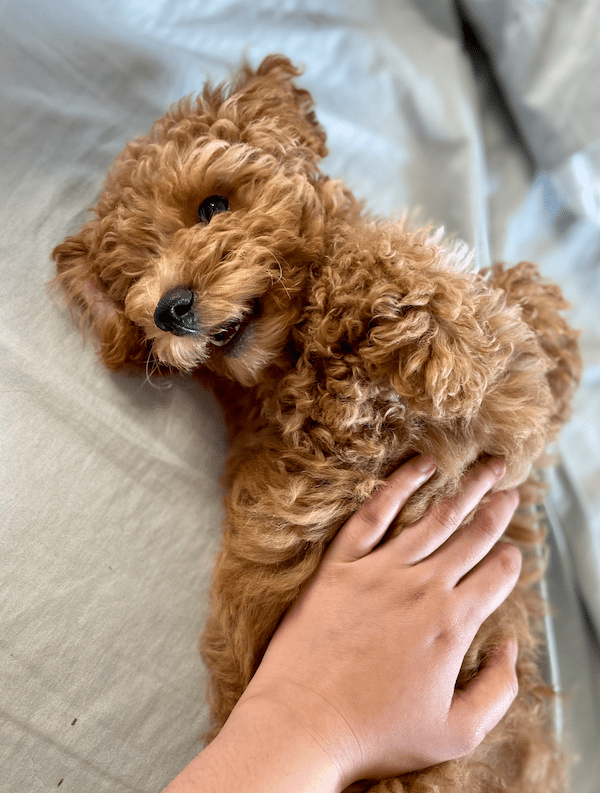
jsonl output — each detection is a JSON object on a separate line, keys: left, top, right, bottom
{"left": 357, "top": 504, "right": 382, "bottom": 532}
{"left": 431, "top": 500, "right": 460, "bottom": 533}
{"left": 495, "top": 542, "right": 522, "bottom": 579}
{"left": 431, "top": 603, "right": 462, "bottom": 644}
{"left": 432, "top": 627, "right": 454, "bottom": 647}
{"left": 473, "top": 506, "right": 501, "bottom": 543}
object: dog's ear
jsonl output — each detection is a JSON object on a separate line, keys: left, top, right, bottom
{"left": 211, "top": 54, "right": 328, "bottom": 162}
{"left": 391, "top": 307, "right": 513, "bottom": 421}
{"left": 51, "top": 224, "right": 150, "bottom": 373}
{"left": 362, "top": 270, "right": 525, "bottom": 421}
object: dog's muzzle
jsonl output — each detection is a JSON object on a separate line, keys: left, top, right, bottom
{"left": 154, "top": 286, "right": 198, "bottom": 336}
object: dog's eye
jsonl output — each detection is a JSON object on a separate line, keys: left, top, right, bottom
{"left": 198, "top": 195, "right": 229, "bottom": 224}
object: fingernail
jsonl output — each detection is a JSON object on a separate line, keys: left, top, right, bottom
{"left": 488, "top": 459, "right": 506, "bottom": 477}
{"left": 417, "top": 456, "right": 437, "bottom": 474}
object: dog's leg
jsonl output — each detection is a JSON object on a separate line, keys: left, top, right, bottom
{"left": 200, "top": 527, "right": 325, "bottom": 742}
{"left": 200, "top": 439, "right": 373, "bottom": 743}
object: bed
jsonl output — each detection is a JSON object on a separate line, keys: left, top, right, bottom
{"left": 1, "top": 1, "right": 599, "bottom": 790}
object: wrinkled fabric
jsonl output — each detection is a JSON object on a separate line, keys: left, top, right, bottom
{"left": 1, "top": 1, "right": 599, "bottom": 791}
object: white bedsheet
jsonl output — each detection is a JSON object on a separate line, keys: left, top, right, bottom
{"left": 1, "top": 1, "right": 599, "bottom": 790}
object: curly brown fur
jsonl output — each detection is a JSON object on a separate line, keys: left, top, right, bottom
{"left": 52, "top": 55, "right": 581, "bottom": 792}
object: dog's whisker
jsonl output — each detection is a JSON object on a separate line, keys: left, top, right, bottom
{"left": 143, "top": 353, "right": 172, "bottom": 390}
{"left": 267, "top": 253, "right": 291, "bottom": 297}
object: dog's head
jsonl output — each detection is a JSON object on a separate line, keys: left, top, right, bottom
{"left": 53, "top": 56, "right": 336, "bottom": 385}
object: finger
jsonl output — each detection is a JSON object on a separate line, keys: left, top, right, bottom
{"left": 445, "top": 640, "right": 519, "bottom": 758}
{"left": 432, "top": 488, "right": 520, "bottom": 588}
{"left": 456, "top": 541, "right": 522, "bottom": 627}
{"left": 326, "top": 456, "right": 437, "bottom": 563}
{"left": 392, "top": 459, "right": 506, "bottom": 566}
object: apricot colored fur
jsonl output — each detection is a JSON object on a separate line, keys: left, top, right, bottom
{"left": 53, "top": 56, "right": 581, "bottom": 792}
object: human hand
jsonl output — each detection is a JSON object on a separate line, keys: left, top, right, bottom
{"left": 239, "top": 456, "right": 521, "bottom": 788}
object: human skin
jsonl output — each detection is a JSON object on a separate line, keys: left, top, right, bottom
{"left": 163, "top": 456, "right": 520, "bottom": 793}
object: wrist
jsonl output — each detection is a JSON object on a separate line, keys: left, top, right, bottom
{"left": 163, "top": 688, "right": 346, "bottom": 793}
{"left": 229, "top": 691, "right": 347, "bottom": 792}
{"left": 239, "top": 671, "right": 365, "bottom": 788}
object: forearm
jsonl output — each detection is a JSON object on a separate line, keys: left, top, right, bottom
{"left": 162, "top": 695, "right": 344, "bottom": 793}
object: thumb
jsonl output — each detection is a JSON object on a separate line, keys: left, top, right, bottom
{"left": 446, "top": 640, "right": 519, "bottom": 755}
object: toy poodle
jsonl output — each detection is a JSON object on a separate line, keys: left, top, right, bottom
{"left": 52, "top": 55, "right": 581, "bottom": 792}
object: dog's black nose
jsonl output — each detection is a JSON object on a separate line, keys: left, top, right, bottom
{"left": 154, "top": 286, "right": 198, "bottom": 336}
